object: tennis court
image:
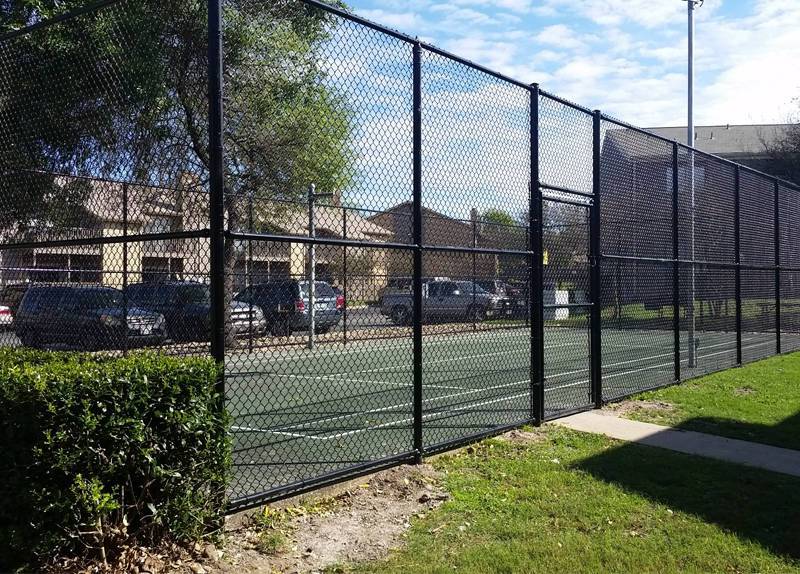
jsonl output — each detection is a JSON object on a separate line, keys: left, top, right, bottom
{"left": 225, "top": 325, "right": 795, "bottom": 497}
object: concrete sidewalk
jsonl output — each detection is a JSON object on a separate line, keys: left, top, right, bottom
{"left": 554, "top": 411, "right": 800, "bottom": 478}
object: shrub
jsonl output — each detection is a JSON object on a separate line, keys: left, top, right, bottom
{"left": 0, "top": 349, "right": 229, "bottom": 570}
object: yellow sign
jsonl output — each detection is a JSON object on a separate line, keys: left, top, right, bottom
{"left": 543, "top": 250, "right": 549, "bottom": 265}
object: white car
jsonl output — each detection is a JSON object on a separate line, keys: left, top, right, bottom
{"left": 0, "top": 305, "right": 12, "bottom": 330}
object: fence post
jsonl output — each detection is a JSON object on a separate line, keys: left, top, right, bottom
{"left": 208, "top": 0, "right": 226, "bottom": 392}
{"left": 122, "top": 182, "right": 129, "bottom": 357}
{"left": 412, "top": 40, "right": 424, "bottom": 462}
{"left": 590, "top": 110, "right": 603, "bottom": 408}
{"left": 775, "top": 179, "right": 781, "bottom": 354}
{"left": 530, "top": 84, "right": 544, "bottom": 424}
{"left": 343, "top": 208, "right": 348, "bottom": 345}
{"left": 734, "top": 166, "right": 742, "bottom": 365}
{"left": 672, "top": 143, "right": 680, "bottom": 383}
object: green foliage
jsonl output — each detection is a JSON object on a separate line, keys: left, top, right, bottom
{"left": 0, "top": 349, "right": 229, "bottom": 570}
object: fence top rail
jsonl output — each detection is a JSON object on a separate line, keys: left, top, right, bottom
{"left": 0, "top": 0, "right": 121, "bottom": 42}
{"left": 600, "top": 114, "right": 677, "bottom": 147}
{"left": 539, "top": 89, "right": 594, "bottom": 116}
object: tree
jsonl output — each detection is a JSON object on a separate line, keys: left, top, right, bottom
{"left": 0, "top": 0, "right": 353, "bottom": 344}
{"left": 762, "top": 108, "right": 800, "bottom": 186}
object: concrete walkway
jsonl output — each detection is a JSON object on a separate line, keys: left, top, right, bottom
{"left": 554, "top": 411, "right": 800, "bottom": 478}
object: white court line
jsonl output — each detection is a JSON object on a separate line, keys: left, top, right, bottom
{"left": 232, "top": 330, "right": 591, "bottom": 364}
{"left": 270, "top": 372, "right": 464, "bottom": 391}
{"left": 543, "top": 338, "right": 776, "bottom": 394}
{"left": 232, "top": 337, "right": 775, "bottom": 441}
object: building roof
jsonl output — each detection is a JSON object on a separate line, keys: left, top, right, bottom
{"left": 643, "top": 124, "right": 788, "bottom": 159}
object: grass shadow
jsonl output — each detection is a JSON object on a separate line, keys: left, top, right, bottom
{"left": 574, "top": 426, "right": 800, "bottom": 560}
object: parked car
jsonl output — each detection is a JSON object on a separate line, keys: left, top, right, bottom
{"left": 126, "top": 281, "right": 266, "bottom": 342}
{"left": 476, "top": 279, "right": 529, "bottom": 317}
{"left": 0, "top": 305, "right": 12, "bottom": 331}
{"left": 235, "top": 280, "right": 344, "bottom": 336}
{"left": 15, "top": 285, "right": 166, "bottom": 350}
{"left": 381, "top": 280, "right": 512, "bottom": 325}
{"left": 0, "top": 283, "right": 29, "bottom": 314}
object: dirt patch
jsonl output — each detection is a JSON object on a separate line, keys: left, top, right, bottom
{"left": 606, "top": 400, "right": 675, "bottom": 417}
{"left": 195, "top": 463, "right": 447, "bottom": 574}
{"left": 734, "top": 386, "right": 756, "bottom": 396}
{"left": 496, "top": 428, "right": 548, "bottom": 444}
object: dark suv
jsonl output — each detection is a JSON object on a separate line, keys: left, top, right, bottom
{"left": 236, "top": 280, "right": 343, "bottom": 336}
{"left": 126, "top": 281, "right": 266, "bottom": 342}
{"left": 476, "top": 280, "right": 528, "bottom": 317}
{"left": 15, "top": 285, "right": 166, "bottom": 350}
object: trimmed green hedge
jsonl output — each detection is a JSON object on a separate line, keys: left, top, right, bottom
{"left": 0, "top": 349, "right": 229, "bottom": 569}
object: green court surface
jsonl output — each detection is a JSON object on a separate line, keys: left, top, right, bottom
{"left": 225, "top": 325, "right": 796, "bottom": 499}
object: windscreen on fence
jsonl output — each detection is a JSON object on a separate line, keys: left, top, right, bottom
{"left": 1, "top": 0, "right": 798, "bottom": 511}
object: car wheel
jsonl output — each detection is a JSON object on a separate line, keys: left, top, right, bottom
{"left": 20, "top": 330, "right": 39, "bottom": 349}
{"left": 391, "top": 305, "right": 410, "bottom": 326}
{"left": 467, "top": 305, "right": 486, "bottom": 322}
{"left": 270, "top": 317, "right": 292, "bottom": 337}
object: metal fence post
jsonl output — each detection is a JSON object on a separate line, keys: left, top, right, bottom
{"left": 672, "top": 143, "right": 680, "bottom": 382}
{"left": 590, "top": 110, "right": 603, "bottom": 408}
{"left": 734, "top": 166, "right": 742, "bottom": 365}
{"left": 122, "top": 182, "right": 129, "bottom": 357}
{"left": 412, "top": 41, "right": 424, "bottom": 462}
{"left": 530, "top": 83, "right": 545, "bottom": 424}
{"left": 775, "top": 179, "right": 781, "bottom": 354}
{"left": 343, "top": 208, "right": 348, "bottom": 345}
{"left": 208, "top": 0, "right": 226, "bottom": 392}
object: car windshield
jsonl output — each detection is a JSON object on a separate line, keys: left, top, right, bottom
{"left": 179, "top": 285, "right": 210, "bottom": 304}
{"left": 457, "top": 282, "right": 487, "bottom": 294}
{"left": 299, "top": 282, "right": 335, "bottom": 298}
{"left": 81, "top": 289, "right": 123, "bottom": 308}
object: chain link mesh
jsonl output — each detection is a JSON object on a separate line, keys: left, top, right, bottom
{"left": 1, "top": 0, "right": 797, "bottom": 510}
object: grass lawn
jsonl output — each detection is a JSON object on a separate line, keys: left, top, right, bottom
{"left": 350, "top": 427, "right": 800, "bottom": 574}
{"left": 618, "top": 352, "right": 800, "bottom": 451}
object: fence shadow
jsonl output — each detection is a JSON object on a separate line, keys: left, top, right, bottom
{"left": 573, "top": 419, "right": 800, "bottom": 559}
{"left": 666, "top": 411, "right": 800, "bottom": 452}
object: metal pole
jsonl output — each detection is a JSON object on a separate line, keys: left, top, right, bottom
{"left": 308, "top": 183, "right": 316, "bottom": 350}
{"left": 686, "top": 0, "right": 698, "bottom": 368}
{"left": 530, "top": 83, "right": 545, "bottom": 424}
{"left": 342, "top": 208, "right": 348, "bottom": 345}
{"left": 208, "top": 0, "right": 227, "bottom": 387}
{"left": 248, "top": 192, "right": 253, "bottom": 353}
{"left": 122, "top": 182, "right": 129, "bottom": 356}
{"left": 412, "top": 41, "right": 424, "bottom": 463}
{"left": 775, "top": 179, "right": 781, "bottom": 354}
{"left": 590, "top": 110, "right": 603, "bottom": 408}
{"left": 734, "top": 166, "right": 742, "bottom": 365}
{"left": 672, "top": 143, "right": 680, "bottom": 382}
{"left": 472, "top": 212, "right": 477, "bottom": 332}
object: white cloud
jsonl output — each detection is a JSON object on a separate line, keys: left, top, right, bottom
{"left": 535, "top": 24, "right": 587, "bottom": 51}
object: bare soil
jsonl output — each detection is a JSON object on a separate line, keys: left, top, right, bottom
{"left": 194, "top": 463, "right": 447, "bottom": 574}
{"left": 605, "top": 399, "right": 675, "bottom": 417}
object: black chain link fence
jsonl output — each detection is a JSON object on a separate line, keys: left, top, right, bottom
{"left": 1, "top": 0, "right": 798, "bottom": 511}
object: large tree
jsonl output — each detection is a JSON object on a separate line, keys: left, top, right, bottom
{"left": 0, "top": 0, "right": 353, "bottom": 341}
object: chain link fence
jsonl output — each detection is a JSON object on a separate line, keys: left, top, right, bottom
{"left": 1, "top": 0, "right": 798, "bottom": 511}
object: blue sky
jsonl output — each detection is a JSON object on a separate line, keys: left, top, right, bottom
{"left": 344, "top": 0, "right": 800, "bottom": 128}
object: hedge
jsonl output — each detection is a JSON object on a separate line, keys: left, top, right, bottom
{"left": 0, "top": 348, "right": 229, "bottom": 570}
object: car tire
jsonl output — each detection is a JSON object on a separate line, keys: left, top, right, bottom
{"left": 20, "top": 330, "right": 39, "bottom": 349}
{"left": 391, "top": 305, "right": 410, "bottom": 326}
{"left": 467, "top": 305, "right": 486, "bottom": 322}
{"left": 270, "top": 317, "right": 292, "bottom": 337}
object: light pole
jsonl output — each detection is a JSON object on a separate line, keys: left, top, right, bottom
{"left": 685, "top": 0, "right": 703, "bottom": 368}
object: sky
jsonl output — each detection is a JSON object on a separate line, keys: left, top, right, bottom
{"left": 344, "top": 0, "right": 800, "bottom": 128}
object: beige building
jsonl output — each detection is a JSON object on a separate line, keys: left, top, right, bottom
{"left": 0, "top": 177, "right": 393, "bottom": 302}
